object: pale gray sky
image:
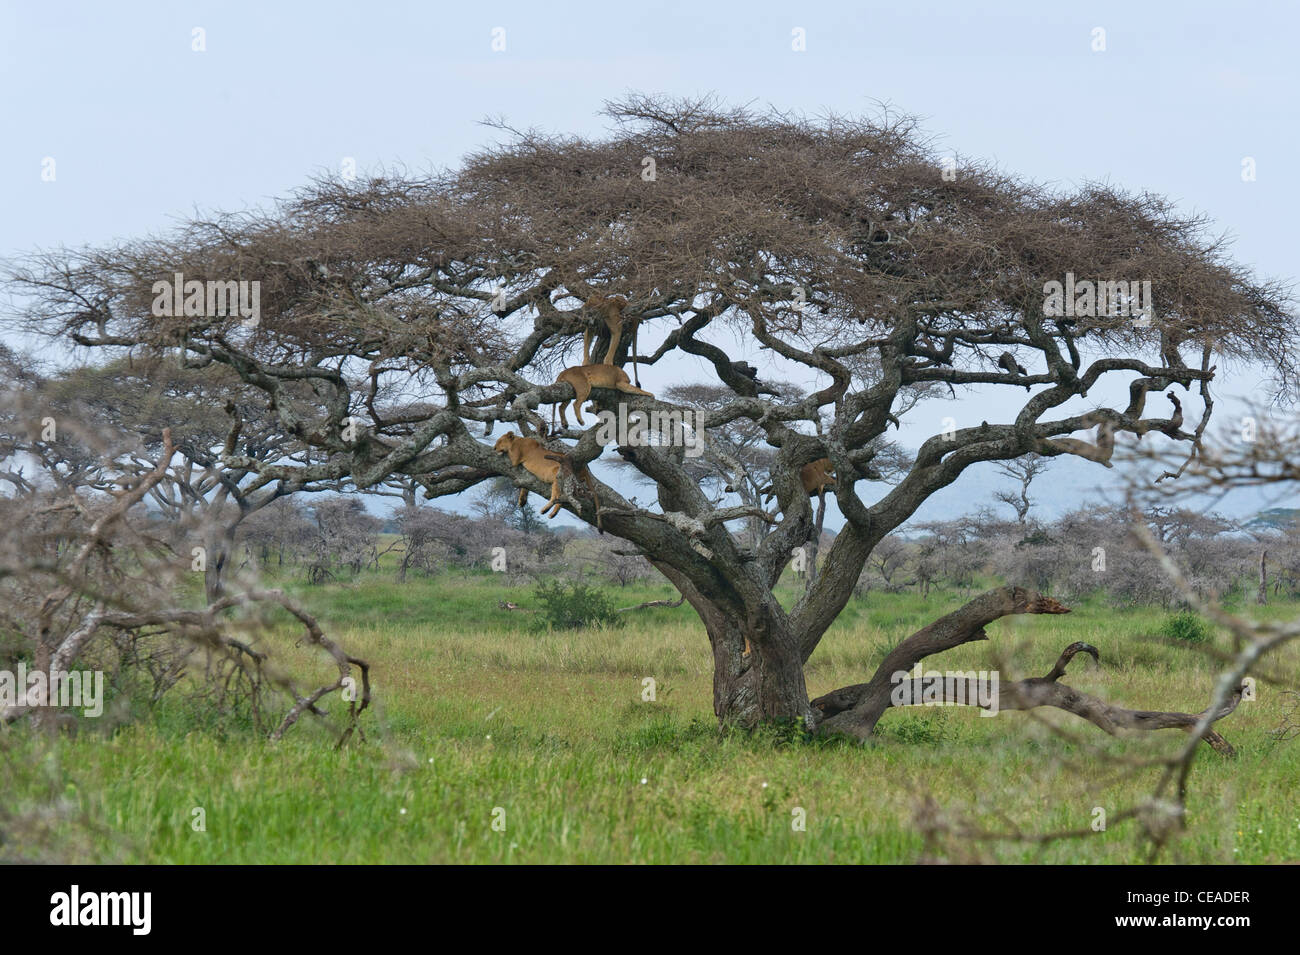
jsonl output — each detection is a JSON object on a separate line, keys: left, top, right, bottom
{"left": 2, "top": 0, "right": 1295, "bottom": 524}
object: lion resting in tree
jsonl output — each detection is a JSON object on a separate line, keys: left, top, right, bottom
{"left": 553, "top": 364, "right": 654, "bottom": 427}
{"left": 493, "top": 432, "right": 600, "bottom": 523}
{"left": 761, "top": 458, "right": 836, "bottom": 503}
{"left": 493, "top": 432, "right": 567, "bottom": 518}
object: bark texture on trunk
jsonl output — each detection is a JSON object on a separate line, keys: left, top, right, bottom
{"left": 705, "top": 604, "right": 814, "bottom": 728}
{"left": 653, "top": 561, "right": 814, "bottom": 728}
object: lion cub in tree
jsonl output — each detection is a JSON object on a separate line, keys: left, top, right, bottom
{"left": 554, "top": 365, "right": 654, "bottom": 427}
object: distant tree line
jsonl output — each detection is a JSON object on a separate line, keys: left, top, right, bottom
{"left": 855, "top": 505, "right": 1298, "bottom": 608}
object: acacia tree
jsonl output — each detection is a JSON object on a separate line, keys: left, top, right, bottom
{"left": 10, "top": 96, "right": 1295, "bottom": 738}
{"left": 994, "top": 453, "right": 1049, "bottom": 525}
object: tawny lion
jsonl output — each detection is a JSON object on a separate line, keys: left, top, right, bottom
{"left": 493, "top": 432, "right": 600, "bottom": 522}
{"left": 554, "top": 364, "right": 654, "bottom": 428}
{"left": 493, "top": 432, "right": 566, "bottom": 518}
{"left": 583, "top": 294, "right": 634, "bottom": 365}
{"left": 760, "top": 459, "right": 836, "bottom": 503}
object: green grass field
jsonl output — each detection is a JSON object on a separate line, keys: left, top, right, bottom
{"left": 4, "top": 565, "right": 1298, "bottom": 864}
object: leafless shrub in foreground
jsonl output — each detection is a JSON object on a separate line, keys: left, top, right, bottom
{"left": 0, "top": 370, "right": 370, "bottom": 744}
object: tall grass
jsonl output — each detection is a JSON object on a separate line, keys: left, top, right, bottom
{"left": 3, "top": 570, "right": 1297, "bottom": 863}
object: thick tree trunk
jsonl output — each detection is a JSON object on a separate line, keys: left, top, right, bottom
{"left": 1257, "top": 549, "right": 1268, "bottom": 606}
{"left": 707, "top": 611, "right": 814, "bottom": 728}
{"left": 203, "top": 523, "right": 238, "bottom": 603}
{"left": 653, "top": 562, "right": 814, "bottom": 729}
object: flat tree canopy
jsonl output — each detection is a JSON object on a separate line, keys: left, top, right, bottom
{"left": 11, "top": 95, "right": 1296, "bottom": 737}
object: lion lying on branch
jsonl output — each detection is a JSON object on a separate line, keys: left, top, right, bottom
{"left": 493, "top": 431, "right": 601, "bottom": 525}
{"left": 553, "top": 365, "right": 654, "bottom": 428}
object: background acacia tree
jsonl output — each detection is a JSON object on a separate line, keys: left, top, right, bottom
{"left": 0, "top": 371, "right": 371, "bottom": 739}
{"left": 994, "top": 453, "right": 1049, "bottom": 525}
{"left": 10, "top": 95, "right": 1296, "bottom": 737}
{"left": 608, "top": 379, "right": 917, "bottom": 553}
{"left": 37, "top": 356, "right": 334, "bottom": 600}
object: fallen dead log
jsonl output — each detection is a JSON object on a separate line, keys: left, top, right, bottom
{"left": 811, "top": 586, "right": 1242, "bottom": 754}
{"left": 616, "top": 596, "right": 686, "bottom": 613}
